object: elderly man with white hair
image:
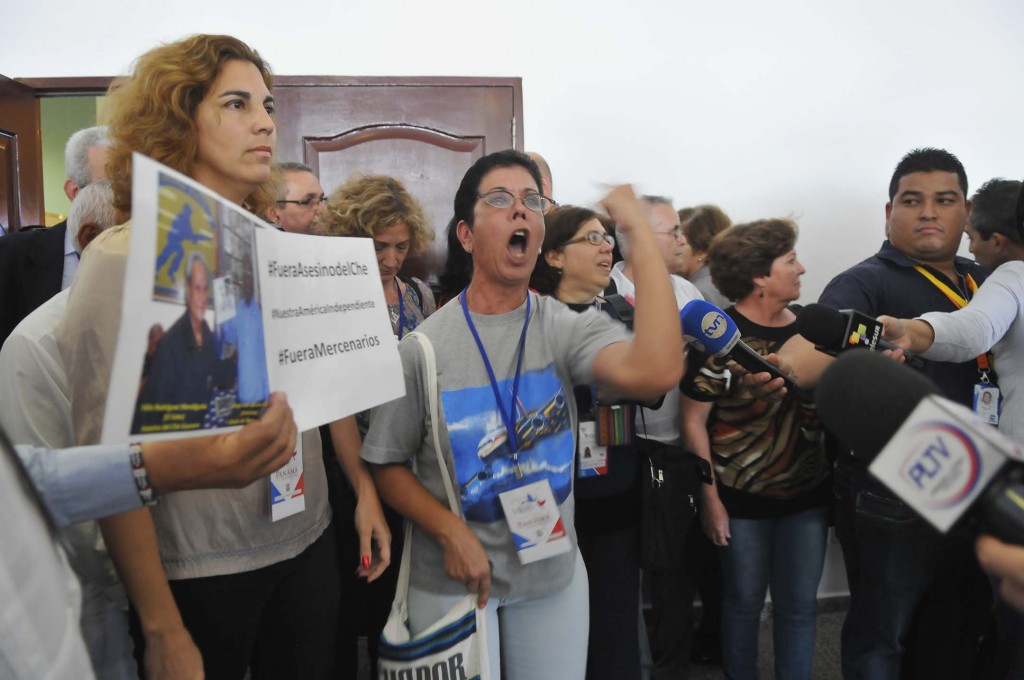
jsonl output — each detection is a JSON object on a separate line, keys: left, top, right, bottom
{"left": 0, "top": 125, "right": 111, "bottom": 346}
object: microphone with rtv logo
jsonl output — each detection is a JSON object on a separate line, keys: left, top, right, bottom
{"left": 679, "top": 299, "right": 797, "bottom": 392}
{"left": 816, "top": 351, "right": 1024, "bottom": 544}
{"left": 795, "top": 303, "right": 923, "bottom": 368}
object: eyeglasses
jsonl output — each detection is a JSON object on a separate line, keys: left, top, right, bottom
{"left": 277, "top": 194, "right": 327, "bottom": 208}
{"left": 564, "top": 230, "right": 615, "bottom": 248}
{"left": 477, "top": 190, "right": 554, "bottom": 213}
{"left": 654, "top": 226, "right": 684, "bottom": 240}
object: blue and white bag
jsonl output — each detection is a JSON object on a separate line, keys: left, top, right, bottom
{"left": 377, "top": 332, "right": 491, "bottom": 680}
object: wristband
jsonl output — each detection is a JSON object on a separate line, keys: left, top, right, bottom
{"left": 129, "top": 442, "right": 158, "bottom": 506}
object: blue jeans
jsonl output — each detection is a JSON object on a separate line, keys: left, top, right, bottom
{"left": 833, "top": 460, "right": 989, "bottom": 680}
{"left": 408, "top": 549, "right": 590, "bottom": 680}
{"left": 719, "top": 506, "right": 829, "bottom": 680}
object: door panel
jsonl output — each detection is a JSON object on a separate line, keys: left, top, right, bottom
{"left": 0, "top": 75, "right": 42, "bottom": 234}
{"left": 307, "top": 124, "right": 485, "bottom": 277}
{"left": 273, "top": 78, "right": 521, "bottom": 281}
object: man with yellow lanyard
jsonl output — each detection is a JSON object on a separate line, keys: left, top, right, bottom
{"left": 818, "top": 148, "right": 995, "bottom": 680}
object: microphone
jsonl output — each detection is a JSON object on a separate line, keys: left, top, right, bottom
{"left": 816, "top": 351, "right": 1024, "bottom": 544}
{"left": 679, "top": 299, "right": 797, "bottom": 392}
{"left": 795, "top": 303, "right": 923, "bottom": 368}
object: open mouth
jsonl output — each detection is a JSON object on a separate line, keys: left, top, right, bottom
{"left": 509, "top": 229, "right": 529, "bottom": 257}
{"left": 597, "top": 260, "right": 612, "bottom": 271}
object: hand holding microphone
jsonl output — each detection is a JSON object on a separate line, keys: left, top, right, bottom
{"left": 795, "top": 303, "right": 924, "bottom": 367}
{"left": 679, "top": 299, "right": 797, "bottom": 392}
{"left": 816, "top": 351, "right": 1024, "bottom": 545}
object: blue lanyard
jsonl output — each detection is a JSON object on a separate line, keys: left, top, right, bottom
{"left": 460, "top": 290, "right": 531, "bottom": 462}
{"left": 395, "top": 278, "right": 406, "bottom": 340}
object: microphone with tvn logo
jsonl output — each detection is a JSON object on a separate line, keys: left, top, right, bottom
{"left": 817, "top": 351, "right": 1024, "bottom": 544}
{"left": 795, "top": 303, "right": 924, "bottom": 368}
{"left": 679, "top": 299, "right": 797, "bottom": 392}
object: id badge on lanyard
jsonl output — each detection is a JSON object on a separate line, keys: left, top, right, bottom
{"left": 915, "top": 266, "right": 1000, "bottom": 425}
{"left": 577, "top": 420, "right": 609, "bottom": 478}
{"left": 271, "top": 435, "right": 305, "bottom": 521}
{"left": 498, "top": 478, "right": 571, "bottom": 564}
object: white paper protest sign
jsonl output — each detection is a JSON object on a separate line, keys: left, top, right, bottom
{"left": 101, "top": 153, "right": 403, "bottom": 443}
{"left": 257, "top": 227, "right": 404, "bottom": 431}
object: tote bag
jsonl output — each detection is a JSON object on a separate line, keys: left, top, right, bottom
{"left": 377, "top": 332, "right": 491, "bottom": 680}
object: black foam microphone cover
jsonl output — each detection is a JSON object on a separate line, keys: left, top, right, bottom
{"left": 816, "top": 351, "right": 939, "bottom": 462}
{"left": 794, "top": 303, "right": 849, "bottom": 348}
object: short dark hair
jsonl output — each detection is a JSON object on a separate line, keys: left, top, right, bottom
{"left": 888, "top": 148, "right": 968, "bottom": 201}
{"left": 640, "top": 195, "right": 673, "bottom": 208}
{"left": 709, "top": 219, "right": 797, "bottom": 301}
{"left": 530, "top": 205, "right": 598, "bottom": 294}
{"left": 278, "top": 161, "right": 314, "bottom": 174}
{"left": 970, "top": 178, "right": 1023, "bottom": 244}
{"left": 682, "top": 204, "right": 732, "bottom": 254}
{"left": 453, "top": 149, "right": 543, "bottom": 228}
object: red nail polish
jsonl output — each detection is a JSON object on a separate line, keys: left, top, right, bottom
{"left": 362, "top": 555, "right": 371, "bottom": 569}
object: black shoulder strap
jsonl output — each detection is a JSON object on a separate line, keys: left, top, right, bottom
{"left": 398, "top": 275, "right": 424, "bottom": 310}
{"left": 603, "top": 293, "right": 635, "bottom": 331}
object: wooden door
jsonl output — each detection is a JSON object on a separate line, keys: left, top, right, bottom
{"left": 273, "top": 76, "right": 522, "bottom": 280}
{"left": 2, "top": 76, "right": 523, "bottom": 280}
{"left": 0, "top": 76, "right": 42, "bottom": 234}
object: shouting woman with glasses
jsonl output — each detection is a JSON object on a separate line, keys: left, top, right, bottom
{"left": 361, "top": 150, "right": 684, "bottom": 679}
{"left": 531, "top": 206, "right": 646, "bottom": 680}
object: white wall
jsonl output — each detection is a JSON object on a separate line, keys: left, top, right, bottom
{"left": 5, "top": 0, "right": 1024, "bottom": 300}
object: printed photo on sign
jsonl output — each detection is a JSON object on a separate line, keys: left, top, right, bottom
{"left": 102, "top": 153, "right": 404, "bottom": 444}
{"left": 442, "top": 365, "right": 574, "bottom": 523}
{"left": 131, "top": 172, "right": 270, "bottom": 435}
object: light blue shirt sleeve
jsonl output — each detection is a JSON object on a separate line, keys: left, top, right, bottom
{"left": 15, "top": 443, "right": 141, "bottom": 528}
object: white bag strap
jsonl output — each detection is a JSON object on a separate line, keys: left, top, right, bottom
{"left": 406, "top": 331, "right": 461, "bottom": 515}
{"left": 393, "top": 331, "right": 461, "bottom": 602}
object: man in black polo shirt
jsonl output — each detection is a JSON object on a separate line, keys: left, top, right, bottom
{"left": 819, "top": 148, "right": 992, "bottom": 679}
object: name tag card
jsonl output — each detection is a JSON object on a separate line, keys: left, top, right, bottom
{"left": 271, "top": 436, "right": 305, "bottom": 521}
{"left": 499, "top": 479, "right": 571, "bottom": 564}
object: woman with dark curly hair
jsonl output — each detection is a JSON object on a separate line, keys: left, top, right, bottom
{"left": 680, "top": 219, "right": 830, "bottom": 680}
{"left": 531, "top": 205, "right": 645, "bottom": 680}
{"left": 56, "top": 34, "right": 361, "bottom": 679}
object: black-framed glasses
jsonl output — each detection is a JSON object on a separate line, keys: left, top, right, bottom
{"left": 564, "top": 230, "right": 615, "bottom": 248}
{"left": 477, "top": 189, "right": 553, "bottom": 213}
{"left": 277, "top": 193, "right": 327, "bottom": 208}
{"left": 654, "top": 226, "right": 684, "bottom": 240}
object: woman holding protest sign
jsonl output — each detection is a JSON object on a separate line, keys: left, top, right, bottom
{"left": 57, "top": 34, "right": 386, "bottom": 678}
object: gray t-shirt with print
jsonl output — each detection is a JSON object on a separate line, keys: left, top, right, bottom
{"left": 362, "top": 292, "right": 631, "bottom": 599}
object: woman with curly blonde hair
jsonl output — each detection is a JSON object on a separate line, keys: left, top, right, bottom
{"left": 315, "top": 174, "right": 435, "bottom": 676}
{"left": 57, "top": 34, "right": 361, "bottom": 679}
{"left": 317, "top": 174, "right": 437, "bottom": 336}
